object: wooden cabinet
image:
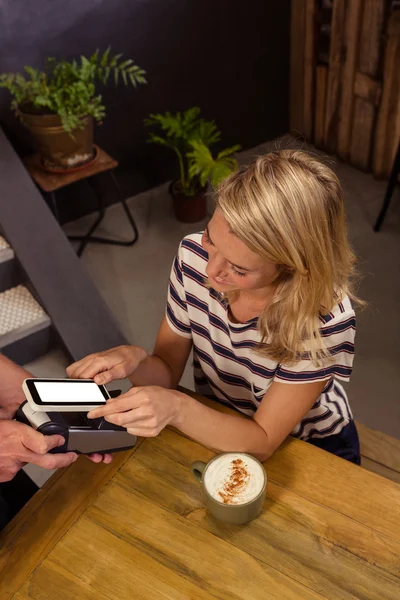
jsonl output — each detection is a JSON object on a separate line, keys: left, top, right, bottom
{"left": 290, "top": 0, "right": 400, "bottom": 178}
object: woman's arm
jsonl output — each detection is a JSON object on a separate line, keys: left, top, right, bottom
{"left": 130, "top": 317, "right": 193, "bottom": 388}
{"left": 174, "top": 379, "right": 327, "bottom": 460}
{"left": 67, "top": 317, "right": 192, "bottom": 388}
{"left": 88, "top": 379, "right": 327, "bottom": 462}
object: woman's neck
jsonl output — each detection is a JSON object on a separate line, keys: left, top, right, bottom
{"left": 228, "top": 285, "right": 276, "bottom": 323}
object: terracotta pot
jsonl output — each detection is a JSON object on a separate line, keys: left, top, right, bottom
{"left": 170, "top": 181, "right": 207, "bottom": 223}
{"left": 19, "top": 111, "right": 94, "bottom": 171}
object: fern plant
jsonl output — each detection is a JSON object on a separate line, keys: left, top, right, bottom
{"left": 145, "top": 107, "right": 240, "bottom": 197}
{"left": 0, "top": 48, "right": 146, "bottom": 133}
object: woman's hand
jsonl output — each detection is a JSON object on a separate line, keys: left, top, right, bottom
{"left": 87, "top": 386, "right": 182, "bottom": 437}
{"left": 66, "top": 345, "right": 148, "bottom": 385}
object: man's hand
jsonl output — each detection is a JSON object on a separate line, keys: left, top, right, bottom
{"left": 0, "top": 420, "right": 78, "bottom": 483}
{"left": 0, "top": 355, "right": 33, "bottom": 420}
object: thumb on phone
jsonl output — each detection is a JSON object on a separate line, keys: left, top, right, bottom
{"left": 21, "top": 426, "right": 65, "bottom": 455}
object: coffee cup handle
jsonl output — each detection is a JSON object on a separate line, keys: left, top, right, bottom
{"left": 191, "top": 461, "right": 206, "bottom": 482}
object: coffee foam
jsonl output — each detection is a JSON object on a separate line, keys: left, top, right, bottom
{"left": 204, "top": 453, "right": 265, "bottom": 505}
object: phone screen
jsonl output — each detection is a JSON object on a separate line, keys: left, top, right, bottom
{"left": 32, "top": 380, "right": 107, "bottom": 405}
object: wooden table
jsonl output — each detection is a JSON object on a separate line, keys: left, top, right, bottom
{"left": 1, "top": 399, "right": 400, "bottom": 600}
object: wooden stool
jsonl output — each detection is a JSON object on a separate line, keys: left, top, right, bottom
{"left": 24, "top": 146, "right": 139, "bottom": 256}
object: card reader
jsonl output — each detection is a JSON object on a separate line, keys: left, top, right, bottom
{"left": 16, "top": 390, "right": 136, "bottom": 454}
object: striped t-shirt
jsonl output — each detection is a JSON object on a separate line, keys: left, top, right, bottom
{"left": 166, "top": 233, "right": 356, "bottom": 440}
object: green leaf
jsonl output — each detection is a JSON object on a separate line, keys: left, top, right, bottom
{"left": 101, "top": 46, "right": 111, "bottom": 67}
{"left": 147, "top": 134, "right": 171, "bottom": 147}
{"left": 90, "top": 49, "right": 99, "bottom": 64}
{"left": 109, "top": 53, "right": 123, "bottom": 68}
{"left": 187, "top": 139, "right": 239, "bottom": 188}
{"left": 217, "top": 144, "right": 241, "bottom": 159}
{"left": 192, "top": 120, "right": 220, "bottom": 146}
{"left": 144, "top": 107, "right": 239, "bottom": 191}
{"left": 118, "top": 59, "right": 133, "bottom": 69}
{"left": 128, "top": 72, "right": 138, "bottom": 87}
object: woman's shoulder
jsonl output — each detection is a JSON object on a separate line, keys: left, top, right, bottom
{"left": 319, "top": 295, "right": 356, "bottom": 333}
{"left": 178, "top": 232, "right": 208, "bottom": 264}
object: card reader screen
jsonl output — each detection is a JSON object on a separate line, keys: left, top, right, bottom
{"left": 34, "top": 381, "right": 107, "bottom": 405}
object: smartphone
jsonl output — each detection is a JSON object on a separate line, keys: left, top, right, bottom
{"left": 22, "top": 378, "right": 110, "bottom": 412}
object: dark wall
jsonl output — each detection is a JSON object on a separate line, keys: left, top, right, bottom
{"left": 0, "top": 0, "right": 290, "bottom": 223}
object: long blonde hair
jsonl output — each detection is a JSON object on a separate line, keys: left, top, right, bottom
{"left": 215, "top": 149, "right": 359, "bottom": 365}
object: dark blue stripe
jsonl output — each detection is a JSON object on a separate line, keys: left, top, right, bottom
{"left": 195, "top": 347, "right": 270, "bottom": 408}
{"left": 209, "top": 288, "right": 228, "bottom": 309}
{"left": 190, "top": 285, "right": 257, "bottom": 333}
{"left": 208, "top": 381, "right": 258, "bottom": 412}
{"left": 275, "top": 364, "right": 352, "bottom": 381}
{"left": 300, "top": 341, "right": 354, "bottom": 362}
{"left": 329, "top": 341, "right": 354, "bottom": 355}
{"left": 186, "top": 293, "right": 259, "bottom": 350}
{"left": 173, "top": 256, "right": 183, "bottom": 285}
{"left": 322, "top": 316, "right": 356, "bottom": 337}
{"left": 228, "top": 319, "right": 258, "bottom": 333}
{"left": 169, "top": 282, "right": 187, "bottom": 311}
{"left": 182, "top": 237, "right": 209, "bottom": 260}
{"left": 323, "top": 379, "right": 334, "bottom": 393}
{"left": 195, "top": 345, "right": 254, "bottom": 392}
{"left": 333, "top": 383, "right": 352, "bottom": 421}
{"left": 296, "top": 407, "right": 334, "bottom": 438}
{"left": 182, "top": 263, "right": 207, "bottom": 287}
{"left": 306, "top": 414, "right": 345, "bottom": 439}
{"left": 324, "top": 391, "right": 344, "bottom": 419}
{"left": 166, "top": 305, "right": 191, "bottom": 334}
{"left": 192, "top": 322, "right": 277, "bottom": 378}
{"left": 319, "top": 312, "right": 334, "bottom": 324}
{"left": 194, "top": 365, "right": 257, "bottom": 412}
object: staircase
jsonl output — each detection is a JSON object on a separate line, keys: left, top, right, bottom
{"left": 0, "top": 235, "right": 52, "bottom": 365}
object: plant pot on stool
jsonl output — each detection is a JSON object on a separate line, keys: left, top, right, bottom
{"left": 170, "top": 181, "right": 207, "bottom": 223}
{"left": 20, "top": 112, "right": 94, "bottom": 171}
{"left": 0, "top": 50, "right": 146, "bottom": 172}
{"left": 145, "top": 107, "right": 241, "bottom": 222}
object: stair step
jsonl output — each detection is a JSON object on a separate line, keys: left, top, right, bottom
{"left": 0, "top": 235, "right": 22, "bottom": 293}
{"left": 0, "top": 284, "right": 52, "bottom": 365}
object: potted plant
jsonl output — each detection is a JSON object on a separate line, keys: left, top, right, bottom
{"left": 145, "top": 107, "right": 240, "bottom": 222}
{"left": 0, "top": 48, "right": 146, "bottom": 171}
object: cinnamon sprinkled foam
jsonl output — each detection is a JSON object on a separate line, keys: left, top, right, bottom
{"left": 204, "top": 454, "right": 265, "bottom": 505}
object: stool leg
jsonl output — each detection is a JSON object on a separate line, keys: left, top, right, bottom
{"left": 108, "top": 171, "right": 139, "bottom": 245}
{"left": 373, "top": 143, "right": 400, "bottom": 232}
{"left": 48, "top": 192, "right": 61, "bottom": 223}
{"left": 68, "top": 178, "right": 107, "bottom": 257}
{"left": 67, "top": 171, "right": 139, "bottom": 254}
{"left": 76, "top": 200, "right": 106, "bottom": 257}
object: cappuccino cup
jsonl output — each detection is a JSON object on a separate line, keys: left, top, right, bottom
{"left": 191, "top": 452, "right": 267, "bottom": 524}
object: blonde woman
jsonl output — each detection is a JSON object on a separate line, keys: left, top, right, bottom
{"left": 68, "top": 150, "right": 360, "bottom": 464}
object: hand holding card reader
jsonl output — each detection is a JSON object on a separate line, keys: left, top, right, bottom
{"left": 16, "top": 379, "right": 136, "bottom": 454}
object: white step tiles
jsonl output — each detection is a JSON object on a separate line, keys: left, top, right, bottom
{"left": 0, "top": 235, "right": 14, "bottom": 263}
{"left": 0, "top": 235, "right": 10, "bottom": 250}
{"left": 0, "top": 285, "right": 50, "bottom": 345}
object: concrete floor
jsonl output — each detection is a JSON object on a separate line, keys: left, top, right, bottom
{"left": 26, "top": 137, "right": 400, "bottom": 448}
